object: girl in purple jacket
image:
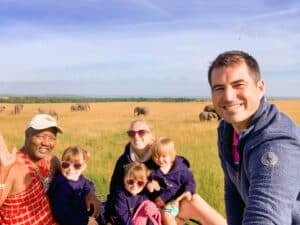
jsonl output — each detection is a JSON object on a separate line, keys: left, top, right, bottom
{"left": 48, "top": 146, "right": 100, "bottom": 225}
{"left": 105, "top": 161, "right": 161, "bottom": 225}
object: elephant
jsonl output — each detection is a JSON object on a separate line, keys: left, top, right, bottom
{"left": 70, "top": 103, "right": 91, "bottom": 111}
{"left": 133, "top": 106, "right": 149, "bottom": 116}
{"left": 79, "top": 103, "right": 90, "bottom": 111}
{"left": 0, "top": 105, "right": 6, "bottom": 113}
{"left": 199, "top": 111, "right": 219, "bottom": 122}
{"left": 203, "top": 104, "right": 221, "bottom": 120}
{"left": 38, "top": 108, "right": 58, "bottom": 120}
{"left": 12, "top": 104, "right": 24, "bottom": 115}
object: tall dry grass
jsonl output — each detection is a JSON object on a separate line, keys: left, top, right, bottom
{"left": 0, "top": 100, "right": 299, "bottom": 215}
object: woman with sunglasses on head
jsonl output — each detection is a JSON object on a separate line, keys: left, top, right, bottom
{"left": 109, "top": 119, "right": 156, "bottom": 193}
{"left": 105, "top": 161, "right": 161, "bottom": 225}
{"left": 47, "top": 146, "right": 101, "bottom": 225}
{"left": 105, "top": 119, "right": 159, "bottom": 224}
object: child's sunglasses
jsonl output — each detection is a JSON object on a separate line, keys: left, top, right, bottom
{"left": 61, "top": 161, "right": 83, "bottom": 170}
{"left": 126, "top": 129, "right": 149, "bottom": 138}
{"left": 125, "top": 179, "right": 146, "bottom": 187}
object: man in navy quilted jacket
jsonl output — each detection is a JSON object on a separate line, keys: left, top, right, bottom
{"left": 208, "top": 50, "right": 300, "bottom": 225}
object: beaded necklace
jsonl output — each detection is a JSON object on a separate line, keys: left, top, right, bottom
{"left": 18, "top": 151, "right": 51, "bottom": 192}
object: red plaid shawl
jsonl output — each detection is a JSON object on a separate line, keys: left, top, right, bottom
{"left": 0, "top": 152, "right": 57, "bottom": 225}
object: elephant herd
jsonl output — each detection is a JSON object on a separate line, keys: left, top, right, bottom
{"left": 70, "top": 103, "right": 91, "bottom": 111}
{"left": 1, "top": 103, "right": 220, "bottom": 122}
{"left": 133, "top": 105, "right": 220, "bottom": 122}
{"left": 0, "top": 105, "right": 5, "bottom": 113}
{"left": 198, "top": 104, "right": 221, "bottom": 122}
{"left": 38, "top": 108, "right": 58, "bottom": 120}
{"left": 0, "top": 104, "right": 24, "bottom": 115}
{"left": 0, "top": 103, "right": 91, "bottom": 118}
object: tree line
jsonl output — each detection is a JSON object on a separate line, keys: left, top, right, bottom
{"left": 0, "top": 96, "right": 210, "bottom": 103}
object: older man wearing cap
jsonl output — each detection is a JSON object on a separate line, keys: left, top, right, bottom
{"left": 0, "top": 114, "right": 100, "bottom": 225}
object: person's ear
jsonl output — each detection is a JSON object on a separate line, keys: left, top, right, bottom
{"left": 257, "top": 79, "right": 265, "bottom": 90}
{"left": 257, "top": 79, "right": 265, "bottom": 97}
{"left": 150, "top": 136, "right": 156, "bottom": 145}
{"left": 82, "top": 163, "right": 87, "bottom": 171}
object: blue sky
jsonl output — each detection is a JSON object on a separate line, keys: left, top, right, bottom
{"left": 0, "top": 0, "right": 299, "bottom": 98}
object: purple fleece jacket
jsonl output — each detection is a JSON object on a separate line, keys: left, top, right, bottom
{"left": 150, "top": 155, "right": 196, "bottom": 205}
{"left": 105, "top": 186, "right": 150, "bottom": 225}
{"left": 47, "top": 173, "right": 96, "bottom": 225}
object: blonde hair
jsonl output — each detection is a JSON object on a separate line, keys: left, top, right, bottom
{"left": 128, "top": 119, "right": 152, "bottom": 131}
{"left": 61, "top": 145, "right": 90, "bottom": 163}
{"left": 124, "top": 161, "right": 149, "bottom": 181}
{"left": 151, "top": 137, "right": 177, "bottom": 162}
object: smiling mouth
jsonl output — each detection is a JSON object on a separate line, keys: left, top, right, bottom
{"left": 39, "top": 148, "right": 49, "bottom": 154}
{"left": 223, "top": 103, "right": 243, "bottom": 111}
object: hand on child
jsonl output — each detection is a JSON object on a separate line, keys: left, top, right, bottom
{"left": 154, "top": 196, "right": 165, "bottom": 208}
{"left": 183, "top": 191, "right": 192, "bottom": 201}
{"left": 175, "top": 191, "right": 192, "bottom": 202}
{"left": 146, "top": 180, "right": 160, "bottom": 192}
{"left": 85, "top": 192, "right": 101, "bottom": 218}
{"left": 87, "top": 216, "right": 98, "bottom": 225}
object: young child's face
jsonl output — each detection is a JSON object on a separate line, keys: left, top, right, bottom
{"left": 153, "top": 152, "right": 173, "bottom": 169}
{"left": 61, "top": 154, "right": 86, "bottom": 181}
{"left": 124, "top": 175, "right": 147, "bottom": 196}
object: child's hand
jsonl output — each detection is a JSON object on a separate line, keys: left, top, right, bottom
{"left": 146, "top": 180, "right": 160, "bottom": 192}
{"left": 87, "top": 216, "right": 98, "bottom": 225}
{"left": 154, "top": 196, "right": 165, "bottom": 208}
{"left": 175, "top": 191, "right": 192, "bottom": 202}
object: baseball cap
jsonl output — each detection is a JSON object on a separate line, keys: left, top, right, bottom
{"left": 27, "top": 114, "right": 63, "bottom": 133}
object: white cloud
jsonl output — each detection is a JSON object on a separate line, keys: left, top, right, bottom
{"left": 0, "top": 0, "right": 299, "bottom": 97}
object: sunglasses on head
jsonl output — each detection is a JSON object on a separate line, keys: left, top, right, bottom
{"left": 61, "top": 161, "right": 83, "bottom": 170}
{"left": 125, "top": 179, "right": 146, "bottom": 187}
{"left": 127, "top": 129, "right": 149, "bottom": 138}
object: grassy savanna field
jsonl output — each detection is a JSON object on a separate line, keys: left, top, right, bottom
{"left": 0, "top": 100, "right": 299, "bottom": 216}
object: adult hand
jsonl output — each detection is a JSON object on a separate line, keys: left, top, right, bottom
{"left": 0, "top": 133, "right": 17, "bottom": 167}
{"left": 87, "top": 216, "right": 98, "bottom": 225}
{"left": 146, "top": 180, "right": 160, "bottom": 192}
{"left": 86, "top": 191, "right": 101, "bottom": 218}
{"left": 175, "top": 191, "right": 192, "bottom": 202}
{"left": 183, "top": 191, "right": 192, "bottom": 201}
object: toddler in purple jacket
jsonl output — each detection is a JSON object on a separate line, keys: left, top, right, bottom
{"left": 148, "top": 137, "right": 195, "bottom": 225}
{"left": 148, "top": 137, "right": 227, "bottom": 225}
{"left": 105, "top": 161, "right": 161, "bottom": 225}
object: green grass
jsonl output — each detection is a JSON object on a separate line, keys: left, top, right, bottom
{"left": 1, "top": 100, "right": 299, "bottom": 218}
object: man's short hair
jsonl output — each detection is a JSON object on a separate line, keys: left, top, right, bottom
{"left": 208, "top": 50, "right": 261, "bottom": 86}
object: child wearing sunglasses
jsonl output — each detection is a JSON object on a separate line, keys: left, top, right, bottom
{"left": 47, "top": 146, "right": 101, "bottom": 225}
{"left": 148, "top": 137, "right": 227, "bottom": 225}
{"left": 105, "top": 161, "right": 161, "bottom": 225}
